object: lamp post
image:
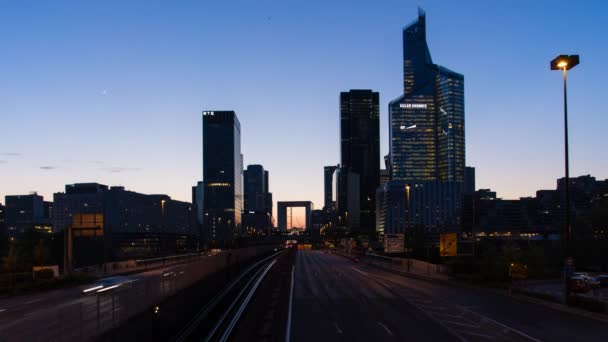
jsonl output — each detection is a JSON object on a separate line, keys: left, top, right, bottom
{"left": 550, "top": 54, "right": 579, "bottom": 301}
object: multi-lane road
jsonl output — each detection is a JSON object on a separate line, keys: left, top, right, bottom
{"left": 290, "top": 250, "right": 608, "bottom": 342}
{"left": 2, "top": 249, "right": 607, "bottom": 341}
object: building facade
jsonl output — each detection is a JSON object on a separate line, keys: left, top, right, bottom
{"left": 388, "top": 10, "right": 464, "bottom": 183}
{"left": 0, "top": 203, "right": 5, "bottom": 236}
{"left": 380, "top": 10, "right": 465, "bottom": 236}
{"left": 4, "top": 193, "right": 53, "bottom": 238}
{"left": 376, "top": 180, "right": 463, "bottom": 235}
{"left": 464, "top": 166, "right": 476, "bottom": 195}
{"left": 242, "top": 164, "right": 273, "bottom": 234}
{"left": 323, "top": 165, "right": 339, "bottom": 211}
{"left": 202, "top": 110, "right": 243, "bottom": 246}
{"left": 339, "top": 89, "right": 380, "bottom": 236}
{"left": 53, "top": 183, "right": 198, "bottom": 267}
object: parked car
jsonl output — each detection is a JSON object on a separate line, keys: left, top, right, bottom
{"left": 572, "top": 272, "right": 601, "bottom": 289}
{"left": 587, "top": 277, "right": 601, "bottom": 289}
{"left": 568, "top": 276, "right": 590, "bottom": 293}
{"left": 596, "top": 275, "right": 608, "bottom": 287}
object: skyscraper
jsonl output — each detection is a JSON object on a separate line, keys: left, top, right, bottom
{"left": 379, "top": 9, "right": 465, "bottom": 235}
{"left": 389, "top": 9, "right": 464, "bottom": 182}
{"left": 243, "top": 164, "right": 272, "bottom": 214}
{"left": 242, "top": 164, "right": 273, "bottom": 234}
{"left": 339, "top": 89, "right": 380, "bottom": 236}
{"left": 202, "top": 110, "right": 243, "bottom": 246}
{"left": 323, "top": 165, "right": 339, "bottom": 211}
{"left": 464, "top": 166, "right": 476, "bottom": 195}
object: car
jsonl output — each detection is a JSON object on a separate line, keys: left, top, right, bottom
{"left": 596, "top": 275, "right": 608, "bottom": 287}
{"left": 572, "top": 272, "right": 601, "bottom": 289}
{"left": 568, "top": 276, "right": 590, "bottom": 293}
{"left": 587, "top": 276, "right": 601, "bottom": 289}
{"left": 81, "top": 275, "right": 138, "bottom": 294}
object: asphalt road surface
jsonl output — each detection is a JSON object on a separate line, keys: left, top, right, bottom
{"left": 290, "top": 250, "right": 608, "bottom": 342}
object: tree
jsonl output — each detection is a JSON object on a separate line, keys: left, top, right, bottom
{"left": 33, "top": 239, "right": 49, "bottom": 266}
{"left": 2, "top": 245, "right": 18, "bottom": 289}
{"left": 3, "top": 245, "right": 18, "bottom": 273}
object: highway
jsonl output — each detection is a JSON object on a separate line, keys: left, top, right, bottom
{"left": 0, "top": 253, "right": 229, "bottom": 341}
{"left": 290, "top": 250, "right": 608, "bottom": 342}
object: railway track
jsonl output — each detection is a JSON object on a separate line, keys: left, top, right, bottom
{"left": 173, "top": 251, "right": 282, "bottom": 342}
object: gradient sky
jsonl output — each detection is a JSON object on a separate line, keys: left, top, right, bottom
{"left": 1, "top": 0, "right": 607, "bottom": 223}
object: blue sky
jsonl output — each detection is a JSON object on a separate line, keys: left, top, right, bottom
{"left": 1, "top": 0, "right": 607, "bottom": 220}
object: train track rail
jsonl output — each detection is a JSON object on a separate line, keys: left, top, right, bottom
{"left": 173, "top": 251, "right": 282, "bottom": 342}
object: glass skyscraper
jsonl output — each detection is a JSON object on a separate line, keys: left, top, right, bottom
{"left": 379, "top": 9, "right": 465, "bottom": 235}
{"left": 389, "top": 9, "right": 464, "bottom": 182}
{"left": 202, "top": 110, "right": 243, "bottom": 246}
{"left": 340, "top": 89, "right": 380, "bottom": 236}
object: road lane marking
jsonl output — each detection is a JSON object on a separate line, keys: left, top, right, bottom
{"left": 286, "top": 265, "right": 295, "bottom": 342}
{"left": 377, "top": 321, "right": 393, "bottom": 336}
{"left": 352, "top": 260, "right": 542, "bottom": 342}
{"left": 333, "top": 322, "right": 343, "bottom": 334}
{"left": 25, "top": 298, "right": 43, "bottom": 305}
{"left": 459, "top": 331, "right": 496, "bottom": 340}
{"left": 0, "top": 309, "right": 6, "bottom": 313}
{"left": 442, "top": 320, "right": 480, "bottom": 329}
{"left": 461, "top": 308, "right": 542, "bottom": 342}
{"left": 351, "top": 267, "right": 370, "bottom": 276}
{"left": 432, "top": 312, "right": 465, "bottom": 320}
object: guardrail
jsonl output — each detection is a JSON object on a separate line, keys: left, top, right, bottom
{"left": 362, "top": 253, "right": 450, "bottom": 280}
{"left": 0, "top": 246, "right": 275, "bottom": 342}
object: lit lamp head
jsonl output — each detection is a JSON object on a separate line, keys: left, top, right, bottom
{"left": 550, "top": 54, "right": 580, "bottom": 70}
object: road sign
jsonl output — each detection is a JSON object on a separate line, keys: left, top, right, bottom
{"left": 439, "top": 233, "right": 457, "bottom": 257}
{"left": 509, "top": 263, "right": 528, "bottom": 280}
{"left": 384, "top": 234, "right": 405, "bottom": 254}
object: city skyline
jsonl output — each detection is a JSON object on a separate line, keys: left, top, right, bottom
{"left": 1, "top": 1, "right": 607, "bottom": 222}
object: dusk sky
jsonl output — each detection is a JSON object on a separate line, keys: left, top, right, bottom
{"left": 1, "top": 0, "right": 607, "bottom": 222}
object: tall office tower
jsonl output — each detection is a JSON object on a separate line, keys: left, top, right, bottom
{"left": 202, "top": 110, "right": 243, "bottom": 246}
{"left": 323, "top": 165, "right": 339, "bottom": 211}
{"left": 192, "top": 181, "right": 204, "bottom": 225}
{"left": 380, "top": 169, "right": 390, "bottom": 187}
{"left": 0, "top": 203, "right": 5, "bottom": 236}
{"left": 340, "top": 89, "right": 380, "bottom": 236}
{"left": 380, "top": 9, "right": 465, "bottom": 235}
{"left": 243, "top": 165, "right": 272, "bottom": 213}
{"left": 464, "top": 166, "right": 476, "bottom": 195}
{"left": 389, "top": 9, "right": 464, "bottom": 182}
{"left": 242, "top": 164, "right": 273, "bottom": 233}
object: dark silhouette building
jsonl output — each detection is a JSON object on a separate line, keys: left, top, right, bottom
{"left": 192, "top": 181, "right": 204, "bottom": 225}
{"left": 53, "top": 183, "right": 198, "bottom": 267}
{"left": 323, "top": 165, "right": 339, "bottom": 211}
{"left": 243, "top": 165, "right": 272, "bottom": 214}
{"left": 4, "top": 193, "right": 52, "bottom": 239}
{"left": 339, "top": 89, "right": 380, "bottom": 236}
{"left": 0, "top": 203, "right": 5, "bottom": 236}
{"left": 202, "top": 110, "right": 243, "bottom": 246}
{"left": 242, "top": 164, "right": 273, "bottom": 234}
{"left": 464, "top": 166, "right": 476, "bottom": 195}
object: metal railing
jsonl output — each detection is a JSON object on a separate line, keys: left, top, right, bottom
{"left": 0, "top": 247, "right": 273, "bottom": 342}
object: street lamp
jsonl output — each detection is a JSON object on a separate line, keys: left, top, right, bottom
{"left": 550, "top": 54, "right": 579, "bottom": 299}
